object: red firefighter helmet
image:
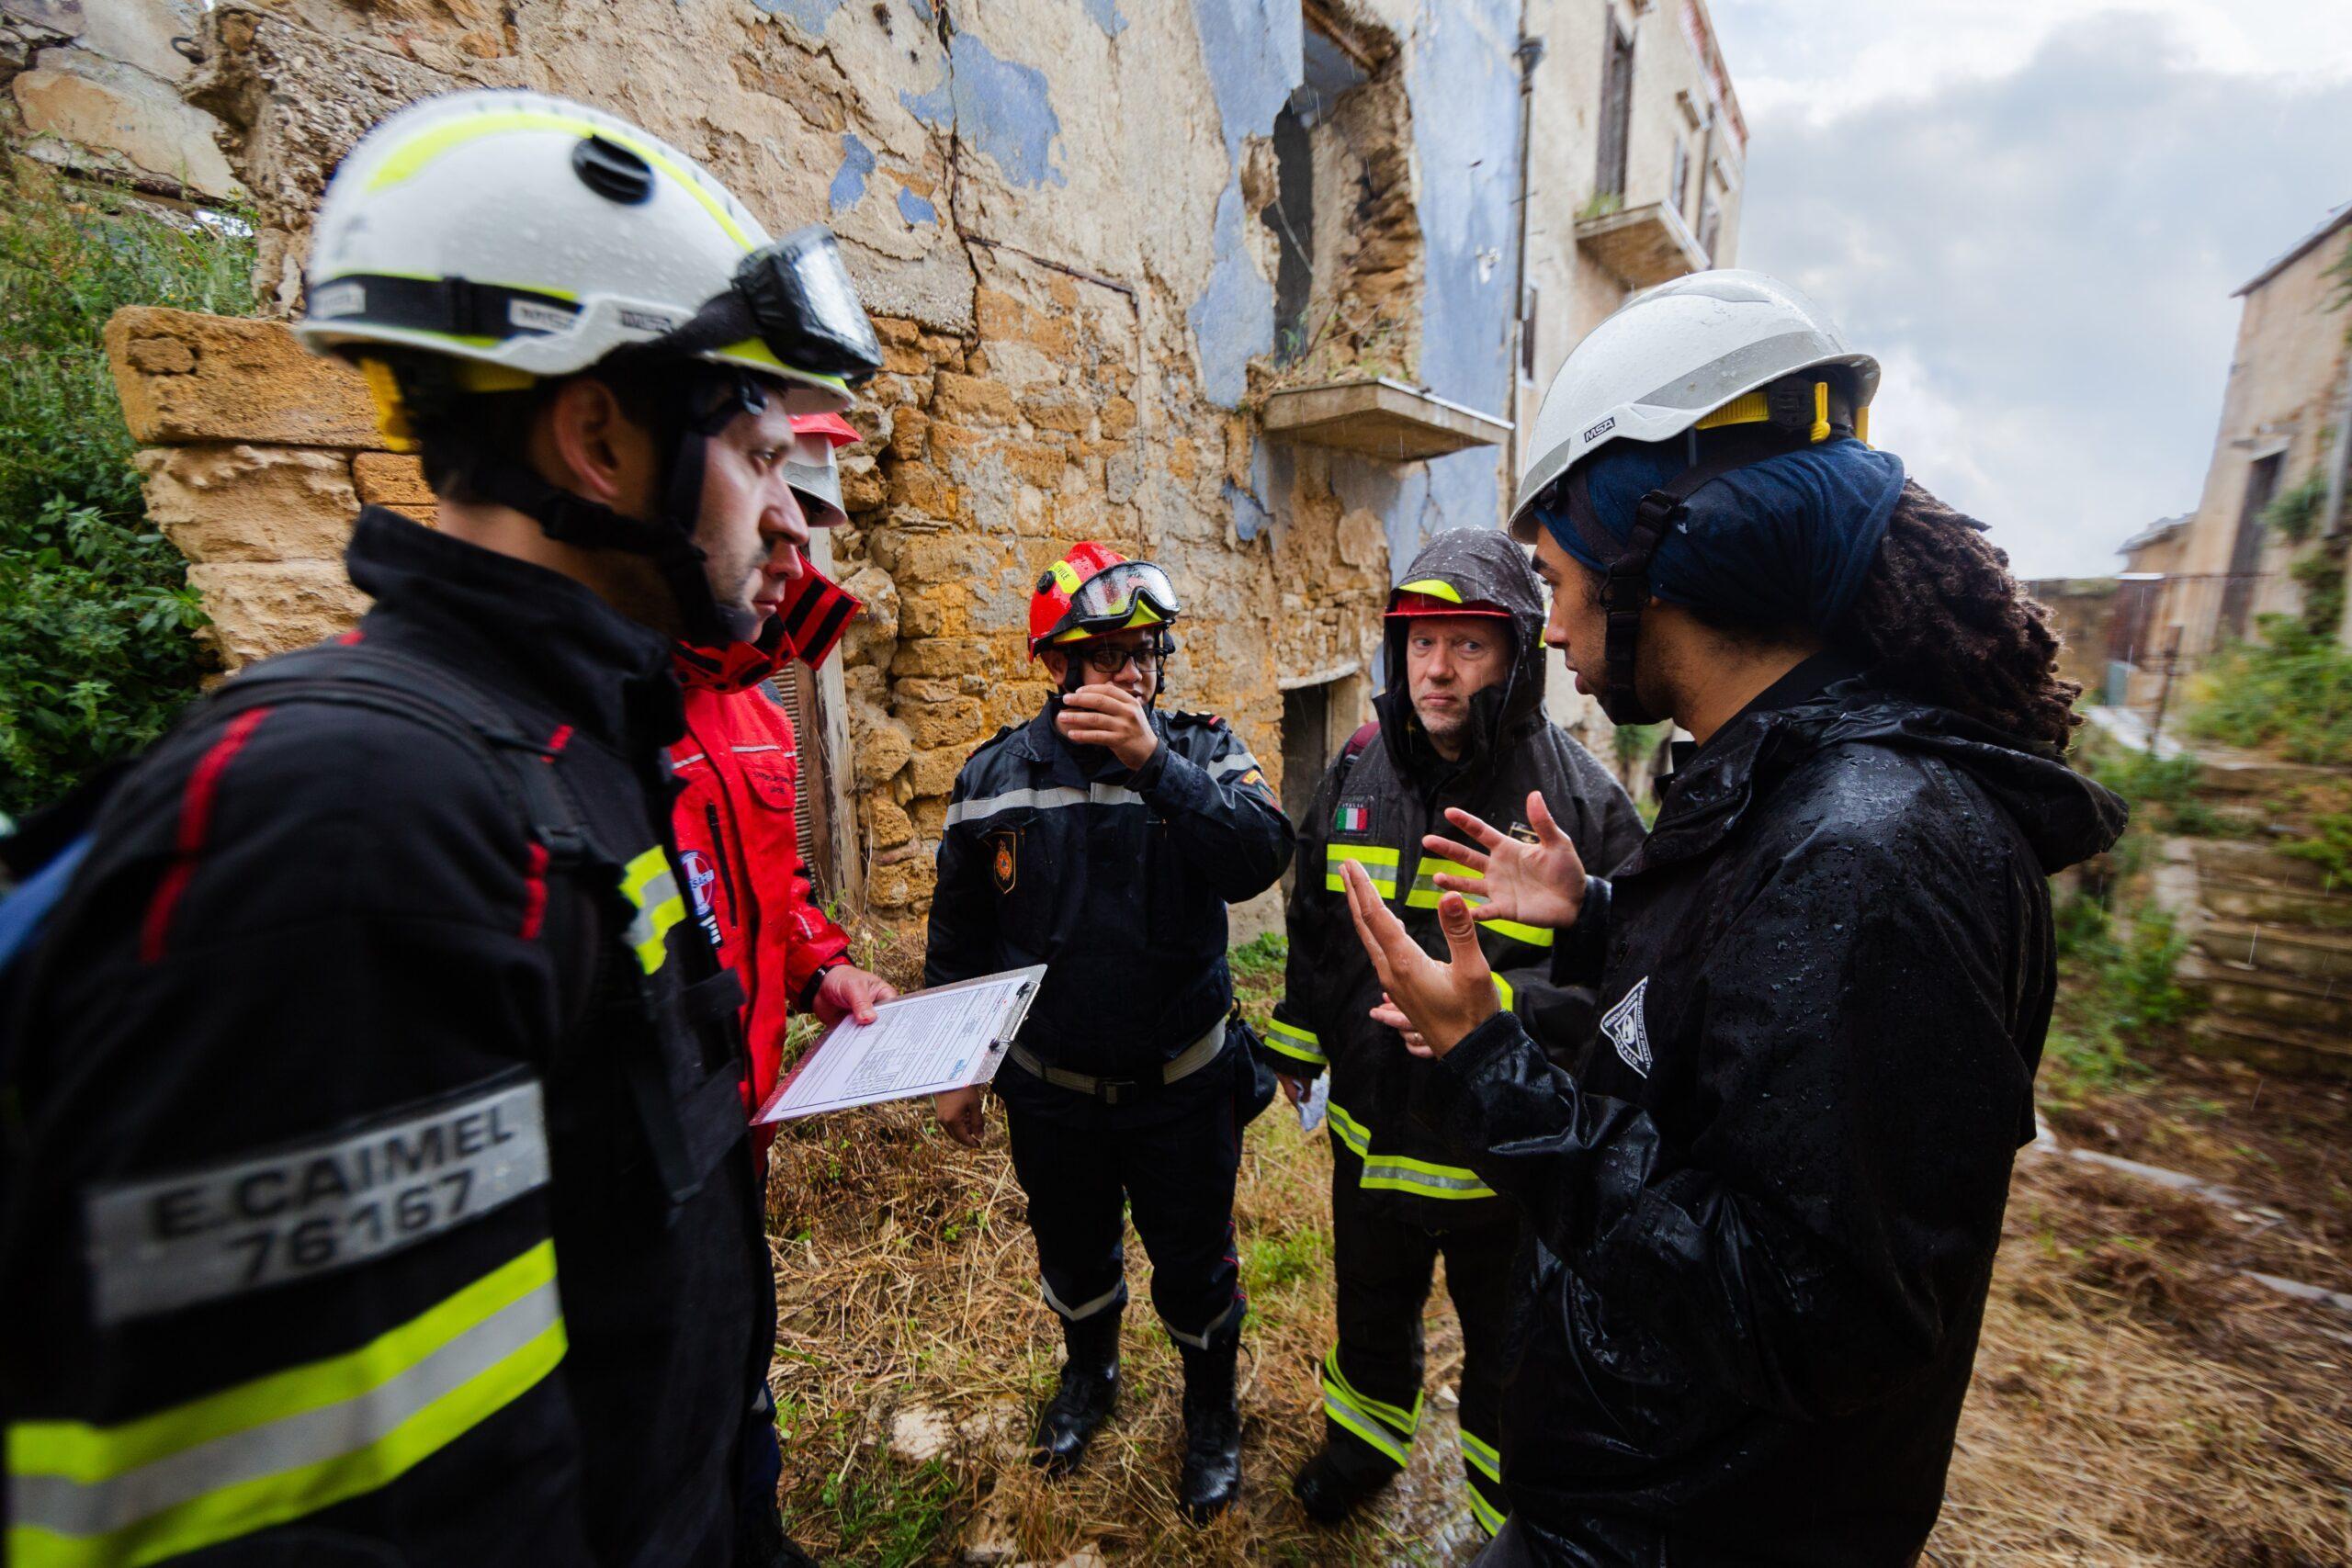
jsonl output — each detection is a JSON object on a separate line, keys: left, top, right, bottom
{"left": 1384, "top": 575, "right": 1513, "bottom": 620}
{"left": 1026, "top": 542, "right": 1183, "bottom": 659}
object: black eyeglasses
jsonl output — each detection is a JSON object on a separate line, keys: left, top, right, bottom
{"left": 1077, "top": 643, "right": 1169, "bottom": 675}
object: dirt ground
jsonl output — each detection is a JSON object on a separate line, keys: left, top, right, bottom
{"left": 762, "top": 992, "right": 2352, "bottom": 1565}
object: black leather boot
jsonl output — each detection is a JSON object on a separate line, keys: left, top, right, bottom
{"left": 1291, "top": 1440, "right": 1396, "bottom": 1524}
{"left": 1176, "top": 1339, "right": 1243, "bottom": 1523}
{"left": 1033, "top": 1310, "right": 1121, "bottom": 1475}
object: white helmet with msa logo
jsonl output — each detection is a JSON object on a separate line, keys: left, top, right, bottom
{"left": 296, "top": 88, "right": 876, "bottom": 412}
{"left": 1508, "top": 270, "right": 1880, "bottom": 540}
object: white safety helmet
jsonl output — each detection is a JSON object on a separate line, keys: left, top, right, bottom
{"left": 1507, "top": 269, "right": 1879, "bottom": 541}
{"left": 297, "top": 89, "right": 877, "bottom": 414}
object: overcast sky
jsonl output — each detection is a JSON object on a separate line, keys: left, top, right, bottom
{"left": 1708, "top": 1, "right": 2352, "bottom": 579}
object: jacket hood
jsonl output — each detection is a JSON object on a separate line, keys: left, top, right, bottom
{"left": 673, "top": 564, "right": 861, "bottom": 694}
{"left": 1647, "top": 675, "right": 2127, "bottom": 876}
{"left": 1375, "top": 528, "right": 1550, "bottom": 777}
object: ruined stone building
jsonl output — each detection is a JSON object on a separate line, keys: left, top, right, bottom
{"left": 2107, "top": 203, "right": 2352, "bottom": 712}
{"left": 11, "top": 0, "right": 1746, "bottom": 940}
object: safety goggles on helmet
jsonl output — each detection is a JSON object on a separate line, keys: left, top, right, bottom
{"left": 657, "top": 226, "right": 883, "bottom": 388}
{"left": 1047, "top": 559, "right": 1182, "bottom": 643}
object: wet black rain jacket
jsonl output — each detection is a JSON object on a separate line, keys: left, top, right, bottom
{"left": 924, "top": 701, "right": 1294, "bottom": 1099}
{"left": 0, "top": 509, "right": 772, "bottom": 1566}
{"left": 1271, "top": 528, "right": 1643, "bottom": 1228}
{"left": 1417, "top": 659, "right": 2126, "bottom": 1565}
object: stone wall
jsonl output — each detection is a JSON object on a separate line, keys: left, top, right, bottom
{"left": 85, "top": 0, "right": 1748, "bottom": 941}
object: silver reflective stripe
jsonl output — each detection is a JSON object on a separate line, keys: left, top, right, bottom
{"left": 944, "top": 783, "right": 1147, "bottom": 829}
{"left": 1161, "top": 1294, "right": 1243, "bottom": 1350}
{"left": 1214, "top": 752, "right": 1261, "bottom": 779}
{"left": 85, "top": 1081, "right": 550, "bottom": 1325}
{"left": 622, "top": 869, "right": 680, "bottom": 948}
{"left": 1041, "top": 1278, "right": 1123, "bottom": 1323}
{"left": 12, "top": 1277, "right": 560, "bottom": 1538}
{"left": 729, "top": 743, "right": 782, "bottom": 754}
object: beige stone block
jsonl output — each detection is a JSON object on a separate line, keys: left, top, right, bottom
{"left": 1021, "top": 391, "right": 1091, "bottom": 435}
{"left": 865, "top": 853, "right": 937, "bottom": 913}
{"left": 139, "top": 444, "right": 356, "bottom": 563}
{"left": 81, "top": 0, "right": 199, "bottom": 83}
{"left": 932, "top": 372, "right": 1019, "bottom": 427}
{"left": 909, "top": 797, "right": 947, "bottom": 839}
{"left": 14, "top": 46, "right": 240, "bottom": 198}
{"left": 353, "top": 452, "right": 434, "bottom": 509}
{"left": 1100, "top": 397, "right": 1137, "bottom": 440}
{"left": 890, "top": 637, "right": 989, "bottom": 679}
{"left": 887, "top": 463, "right": 959, "bottom": 519}
{"left": 849, "top": 702, "right": 912, "bottom": 787}
{"left": 899, "top": 695, "right": 983, "bottom": 750}
{"left": 107, "top": 309, "right": 380, "bottom": 447}
{"left": 187, "top": 560, "right": 369, "bottom": 671}
{"left": 906, "top": 746, "right": 965, "bottom": 799}
{"left": 864, "top": 796, "right": 913, "bottom": 852}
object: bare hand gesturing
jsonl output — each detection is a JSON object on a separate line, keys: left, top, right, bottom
{"left": 1419, "top": 789, "right": 1589, "bottom": 931}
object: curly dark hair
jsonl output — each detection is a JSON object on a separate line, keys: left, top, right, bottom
{"left": 1833, "top": 480, "right": 2082, "bottom": 752}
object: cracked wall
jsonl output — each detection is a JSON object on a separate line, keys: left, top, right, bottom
{"left": 87, "top": 0, "right": 1747, "bottom": 937}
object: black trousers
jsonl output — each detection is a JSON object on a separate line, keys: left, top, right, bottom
{"left": 1000, "top": 1059, "right": 1246, "bottom": 1349}
{"left": 1324, "top": 1143, "right": 1517, "bottom": 1537}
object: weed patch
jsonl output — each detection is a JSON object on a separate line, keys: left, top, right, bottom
{"left": 2184, "top": 615, "right": 2352, "bottom": 767}
{"left": 0, "top": 160, "right": 254, "bottom": 815}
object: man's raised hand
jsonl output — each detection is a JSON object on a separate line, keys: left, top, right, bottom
{"left": 1419, "top": 789, "right": 1589, "bottom": 931}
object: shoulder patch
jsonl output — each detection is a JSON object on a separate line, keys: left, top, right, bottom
{"left": 1601, "top": 977, "right": 1652, "bottom": 1079}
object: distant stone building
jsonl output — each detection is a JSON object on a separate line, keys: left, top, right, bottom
{"left": 51, "top": 0, "right": 1745, "bottom": 939}
{"left": 2109, "top": 205, "right": 2352, "bottom": 714}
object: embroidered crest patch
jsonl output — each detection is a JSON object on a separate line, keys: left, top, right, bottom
{"left": 1601, "top": 977, "right": 1653, "bottom": 1078}
{"left": 990, "top": 832, "right": 1018, "bottom": 893}
{"left": 1509, "top": 820, "right": 1540, "bottom": 845}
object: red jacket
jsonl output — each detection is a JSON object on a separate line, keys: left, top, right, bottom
{"left": 670, "top": 570, "right": 860, "bottom": 1152}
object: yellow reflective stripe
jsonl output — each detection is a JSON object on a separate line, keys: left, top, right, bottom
{"left": 1330, "top": 1101, "right": 1496, "bottom": 1200}
{"left": 1323, "top": 1399, "right": 1410, "bottom": 1467}
{"left": 366, "top": 112, "right": 754, "bottom": 251}
{"left": 8, "top": 1244, "right": 564, "bottom": 1568}
{"left": 620, "top": 847, "right": 686, "bottom": 974}
{"left": 1492, "top": 973, "right": 1514, "bottom": 1012}
{"left": 1468, "top": 1483, "right": 1508, "bottom": 1537}
{"left": 1321, "top": 1349, "right": 1420, "bottom": 1440}
{"left": 1477, "top": 917, "right": 1555, "bottom": 948}
{"left": 1325, "top": 1100, "right": 1371, "bottom": 1158}
{"left": 1262, "top": 1018, "right": 1327, "bottom": 1066}
{"left": 1396, "top": 577, "right": 1464, "bottom": 603}
{"left": 1459, "top": 1428, "right": 1502, "bottom": 1483}
{"left": 1325, "top": 842, "right": 1399, "bottom": 895}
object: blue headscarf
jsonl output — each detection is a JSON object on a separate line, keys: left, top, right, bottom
{"left": 1539, "top": 436, "right": 1907, "bottom": 631}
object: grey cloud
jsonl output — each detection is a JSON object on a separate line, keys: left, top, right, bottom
{"left": 1730, "top": 11, "right": 2352, "bottom": 577}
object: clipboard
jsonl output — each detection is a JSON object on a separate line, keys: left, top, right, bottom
{"left": 752, "top": 964, "right": 1045, "bottom": 1123}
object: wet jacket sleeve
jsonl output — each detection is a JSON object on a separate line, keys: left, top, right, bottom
{"left": 1266, "top": 758, "right": 1346, "bottom": 1080}
{"left": 1, "top": 712, "right": 594, "bottom": 1562}
{"left": 922, "top": 763, "right": 996, "bottom": 989}
{"left": 1131, "top": 719, "right": 1295, "bottom": 903}
{"left": 1416, "top": 805, "right": 2032, "bottom": 1425}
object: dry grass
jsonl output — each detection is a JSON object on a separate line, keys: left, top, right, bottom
{"left": 761, "top": 953, "right": 2352, "bottom": 1565}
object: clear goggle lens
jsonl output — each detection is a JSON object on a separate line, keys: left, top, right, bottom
{"left": 1066, "top": 560, "right": 1182, "bottom": 632}
{"left": 733, "top": 226, "right": 885, "bottom": 386}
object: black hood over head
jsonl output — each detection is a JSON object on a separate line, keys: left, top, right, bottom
{"left": 1375, "top": 527, "right": 1550, "bottom": 778}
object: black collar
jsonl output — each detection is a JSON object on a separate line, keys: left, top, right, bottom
{"left": 342, "top": 507, "right": 683, "bottom": 752}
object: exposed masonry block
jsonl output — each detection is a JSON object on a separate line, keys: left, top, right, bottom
{"left": 135, "top": 444, "right": 357, "bottom": 565}
{"left": 185, "top": 560, "right": 370, "bottom": 671}
{"left": 864, "top": 797, "right": 913, "bottom": 852}
{"left": 107, "top": 309, "right": 379, "bottom": 448}
{"left": 353, "top": 452, "right": 433, "bottom": 510}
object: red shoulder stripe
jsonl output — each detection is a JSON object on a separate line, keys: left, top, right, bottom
{"left": 140, "top": 706, "right": 273, "bottom": 963}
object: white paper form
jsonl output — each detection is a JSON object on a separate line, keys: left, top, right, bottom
{"left": 752, "top": 964, "right": 1045, "bottom": 1123}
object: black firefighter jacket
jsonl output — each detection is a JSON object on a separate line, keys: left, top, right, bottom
{"left": 1270, "top": 527, "right": 1644, "bottom": 1228}
{"left": 1414, "top": 658, "right": 2129, "bottom": 1565}
{"left": 924, "top": 701, "right": 1294, "bottom": 1111}
{"left": 0, "top": 509, "right": 772, "bottom": 1566}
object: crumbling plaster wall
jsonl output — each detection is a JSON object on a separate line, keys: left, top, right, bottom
{"left": 89, "top": 0, "right": 1586, "bottom": 939}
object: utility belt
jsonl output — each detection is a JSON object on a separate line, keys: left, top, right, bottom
{"left": 1007, "top": 1018, "right": 1227, "bottom": 1107}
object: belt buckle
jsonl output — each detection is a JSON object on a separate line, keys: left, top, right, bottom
{"left": 1096, "top": 1077, "right": 1139, "bottom": 1106}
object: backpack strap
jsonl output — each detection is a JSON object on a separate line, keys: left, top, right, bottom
{"left": 1335, "top": 720, "right": 1380, "bottom": 789}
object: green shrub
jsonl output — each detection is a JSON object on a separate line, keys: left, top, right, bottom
{"left": 2185, "top": 615, "right": 2352, "bottom": 767}
{"left": 2263, "top": 470, "right": 2330, "bottom": 544}
{"left": 0, "top": 162, "right": 254, "bottom": 817}
{"left": 1228, "top": 930, "right": 1287, "bottom": 987}
{"left": 2289, "top": 542, "right": 2346, "bottom": 638}
{"left": 2279, "top": 811, "right": 2352, "bottom": 887}
{"left": 2046, "top": 895, "right": 2193, "bottom": 1089}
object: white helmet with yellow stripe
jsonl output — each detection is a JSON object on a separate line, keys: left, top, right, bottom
{"left": 296, "top": 89, "right": 877, "bottom": 415}
{"left": 1507, "top": 270, "right": 1879, "bottom": 541}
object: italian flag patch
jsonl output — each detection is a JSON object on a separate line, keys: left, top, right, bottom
{"left": 1334, "top": 802, "right": 1372, "bottom": 834}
